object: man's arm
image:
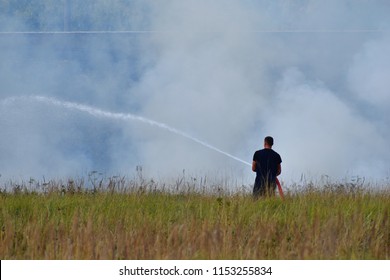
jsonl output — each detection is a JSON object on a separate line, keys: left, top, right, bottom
{"left": 277, "top": 163, "right": 281, "bottom": 176}
{"left": 252, "top": 161, "right": 257, "bottom": 172}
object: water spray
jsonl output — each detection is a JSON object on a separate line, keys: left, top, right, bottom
{"left": 2, "top": 95, "right": 251, "bottom": 166}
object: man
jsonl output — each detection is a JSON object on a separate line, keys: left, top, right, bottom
{"left": 252, "top": 136, "right": 282, "bottom": 198}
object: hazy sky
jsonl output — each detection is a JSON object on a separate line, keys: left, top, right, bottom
{"left": 0, "top": 0, "right": 389, "bottom": 186}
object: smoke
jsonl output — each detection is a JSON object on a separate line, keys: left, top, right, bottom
{"left": 1, "top": 0, "right": 389, "bottom": 185}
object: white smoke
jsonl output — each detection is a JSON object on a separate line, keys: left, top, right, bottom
{"left": 0, "top": 0, "right": 389, "bottom": 185}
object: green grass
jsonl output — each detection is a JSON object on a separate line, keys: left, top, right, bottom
{"left": 0, "top": 180, "right": 389, "bottom": 259}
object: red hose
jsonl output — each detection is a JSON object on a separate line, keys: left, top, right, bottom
{"left": 276, "top": 178, "right": 284, "bottom": 199}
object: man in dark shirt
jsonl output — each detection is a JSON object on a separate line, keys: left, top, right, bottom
{"left": 252, "top": 136, "right": 282, "bottom": 198}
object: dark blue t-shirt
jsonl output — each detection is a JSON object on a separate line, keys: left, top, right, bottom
{"left": 253, "top": 148, "right": 282, "bottom": 186}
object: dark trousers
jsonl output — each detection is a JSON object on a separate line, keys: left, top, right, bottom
{"left": 253, "top": 181, "right": 276, "bottom": 198}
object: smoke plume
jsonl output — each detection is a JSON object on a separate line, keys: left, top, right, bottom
{"left": 1, "top": 0, "right": 389, "bottom": 186}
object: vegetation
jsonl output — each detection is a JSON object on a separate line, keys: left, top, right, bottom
{"left": 0, "top": 177, "right": 388, "bottom": 260}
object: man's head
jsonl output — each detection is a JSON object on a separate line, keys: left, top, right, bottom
{"left": 264, "top": 136, "right": 274, "bottom": 148}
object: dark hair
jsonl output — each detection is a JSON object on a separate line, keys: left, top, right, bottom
{"left": 264, "top": 136, "right": 274, "bottom": 146}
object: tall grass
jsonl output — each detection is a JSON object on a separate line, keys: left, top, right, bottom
{"left": 0, "top": 177, "right": 388, "bottom": 259}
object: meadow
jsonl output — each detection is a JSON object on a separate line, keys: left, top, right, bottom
{"left": 0, "top": 176, "right": 388, "bottom": 260}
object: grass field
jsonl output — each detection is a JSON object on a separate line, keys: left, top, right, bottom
{"left": 0, "top": 177, "right": 389, "bottom": 260}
